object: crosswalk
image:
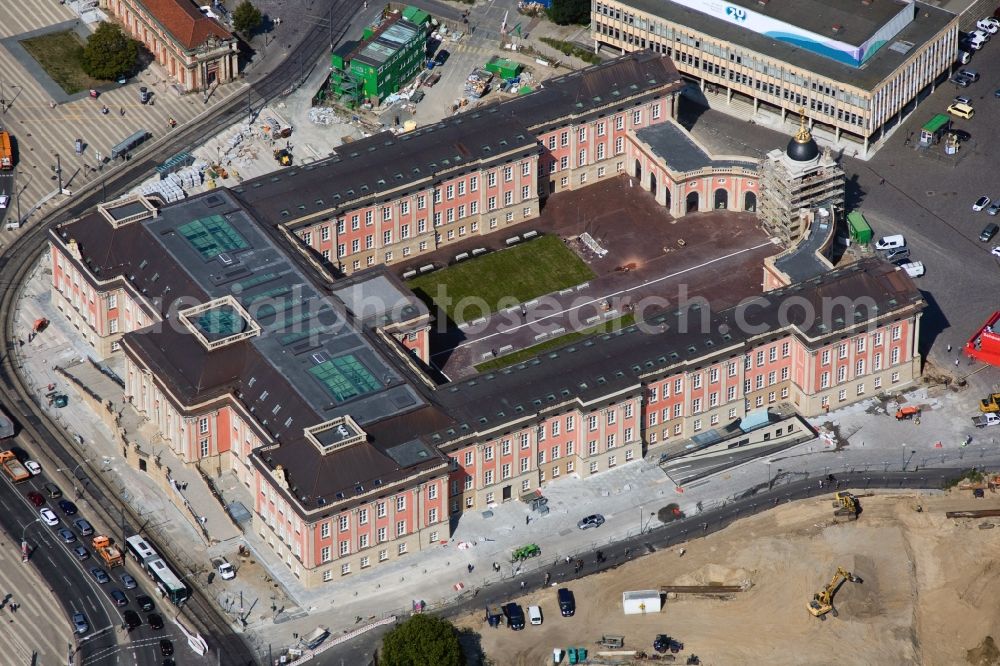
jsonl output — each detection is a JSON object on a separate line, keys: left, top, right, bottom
{"left": 0, "top": 0, "right": 244, "bottom": 222}
{"left": 0, "top": 541, "right": 75, "bottom": 664}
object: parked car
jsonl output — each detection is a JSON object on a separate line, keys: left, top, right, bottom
{"left": 981, "top": 223, "right": 999, "bottom": 242}
{"left": 26, "top": 491, "right": 45, "bottom": 507}
{"left": 988, "top": 202, "right": 1000, "bottom": 216}
{"left": 109, "top": 589, "right": 128, "bottom": 607}
{"left": 42, "top": 483, "right": 62, "bottom": 499}
{"left": 557, "top": 588, "right": 576, "bottom": 616}
{"left": 502, "top": 603, "right": 525, "bottom": 630}
{"left": 528, "top": 605, "right": 543, "bottom": 625}
{"left": 577, "top": 514, "right": 605, "bottom": 529}
{"left": 974, "top": 195, "right": 991, "bottom": 211}
{"left": 40, "top": 508, "right": 59, "bottom": 526}
{"left": 0, "top": 195, "right": 8, "bottom": 210}
{"left": 89, "top": 567, "right": 110, "bottom": 584}
{"left": 73, "top": 545, "right": 90, "bottom": 560}
{"left": 883, "top": 247, "right": 910, "bottom": 262}
{"left": 120, "top": 573, "right": 137, "bottom": 590}
{"left": 160, "top": 639, "right": 174, "bottom": 656}
{"left": 952, "top": 73, "right": 972, "bottom": 86}
{"left": 24, "top": 460, "right": 41, "bottom": 476}
{"left": 978, "top": 18, "right": 998, "bottom": 33}
{"left": 434, "top": 49, "right": 450, "bottom": 65}
{"left": 72, "top": 612, "right": 89, "bottom": 635}
{"left": 73, "top": 518, "right": 94, "bottom": 537}
{"left": 947, "top": 102, "right": 975, "bottom": 119}
{"left": 955, "top": 95, "right": 973, "bottom": 106}
{"left": 58, "top": 499, "right": 77, "bottom": 515}
{"left": 874, "top": 234, "right": 905, "bottom": 251}
{"left": 959, "top": 68, "right": 981, "bottom": 82}
{"left": 57, "top": 528, "right": 77, "bottom": 543}
{"left": 147, "top": 613, "right": 164, "bottom": 630}
{"left": 992, "top": 246, "right": 1000, "bottom": 257}
{"left": 137, "top": 595, "right": 155, "bottom": 612}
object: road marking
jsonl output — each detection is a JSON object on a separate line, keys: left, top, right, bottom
{"left": 433, "top": 241, "right": 775, "bottom": 356}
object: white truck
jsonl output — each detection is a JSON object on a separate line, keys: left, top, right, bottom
{"left": 899, "top": 262, "right": 925, "bottom": 278}
{"left": 214, "top": 558, "right": 236, "bottom": 580}
{"left": 972, "top": 413, "right": 1000, "bottom": 428}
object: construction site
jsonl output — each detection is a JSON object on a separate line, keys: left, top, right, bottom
{"left": 457, "top": 487, "right": 1000, "bottom": 666}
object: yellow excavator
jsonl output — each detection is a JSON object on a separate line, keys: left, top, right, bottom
{"left": 808, "top": 567, "right": 862, "bottom": 618}
{"left": 832, "top": 491, "right": 860, "bottom": 522}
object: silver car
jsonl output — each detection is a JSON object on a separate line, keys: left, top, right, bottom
{"left": 72, "top": 612, "right": 89, "bottom": 635}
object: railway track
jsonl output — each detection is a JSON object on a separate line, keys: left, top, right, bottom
{"left": 0, "top": 2, "right": 358, "bottom": 663}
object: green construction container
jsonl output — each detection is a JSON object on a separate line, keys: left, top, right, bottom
{"left": 846, "top": 211, "right": 873, "bottom": 245}
{"left": 402, "top": 5, "right": 430, "bottom": 28}
{"left": 485, "top": 56, "right": 522, "bottom": 79}
{"left": 518, "top": 85, "right": 533, "bottom": 95}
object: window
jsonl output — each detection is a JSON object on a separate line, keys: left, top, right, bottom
{"left": 560, "top": 131, "right": 569, "bottom": 147}
{"left": 464, "top": 451, "right": 473, "bottom": 466}
{"left": 597, "top": 144, "right": 606, "bottom": 160}
{"left": 615, "top": 137, "right": 624, "bottom": 154}
{"left": 485, "top": 492, "right": 494, "bottom": 504}
{"left": 552, "top": 421, "right": 560, "bottom": 437}
{"left": 464, "top": 476, "right": 473, "bottom": 490}
{"left": 891, "top": 371, "right": 900, "bottom": 383}
{"left": 520, "top": 433, "right": 530, "bottom": 449}
{"left": 396, "top": 520, "right": 406, "bottom": 536}
{"left": 484, "top": 446, "right": 494, "bottom": 461}
{"left": 339, "top": 540, "right": 350, "bottom": 556}
{"left": 606, "top": 409, "right": 616, "bottom": 425}
{"left": 417, "top": 194, "right": 426, "bottom": 209}
{"left": 548, "top": 136, "right": 556, "bottom": 149}
{"left": 874, "top": 376, "right": 882, "bottom": 389}
{"left": 856, "top": 360, "right": 865, "bottom": 377}
{"left": 365, "top": 210, "right": 373, "bottom": 225}
{"left": 521, "top": 185, "right": 530, "bottom": 201}
{"left": 379, "top": 549, "right": 388, "bottom": 562}
{"left": 108, "top": 294, "right": 118, "bottom": 309}
{"left": 874, "top": 332, "right": 883, "bottom": 346}
{"left": 501, "top": 440, "right": 511, "bottom": 456}
{"left": 891, "top": 347, "right": 900, "bottom": 365}
{"left": 756, "top": 350, "right": 765, "bottom": 366}
{"left": 428, "top": 485, "right": 437, "bottom": 500}
{"left": 624, "top": 403, "right": 633, "bottom": 418}
{"left": 522, "top": 479, "right": 531, "bottom": 491}
{"left": 588, "top": 440, "right": 597, "bottom": 455}
{"left": 551, "top": 444, "right": 560, "bottom": 459}
{"left": 767, "top": 371, "right": 776, "bottom": 385}
{"left": 838, "top": 389, "right": 847, "bottom": 402}
{"left": 360, "top": 556, "right": 370, "bottom": 568}
{"left": 822, "top": 350, "right": 831, "bottom": 365}
{"left": 400, "top": 201, "right": 410, "bottom": 215}
{"left": 874, "top": 353, "right": 882, "bottom": 370}
{"left": 501, "top": 463, "right": 511, "bottom": 480}
{"left": 109, "top": 318, "right": 119, "bottom": 334}
{"left": 560, "top": 155, "right": 569, "bottom": 170}
{"left": 522, "top": 162, "right": 531, "bottom": 176}
{"left": 578, "top": 149, "right": 586, "bottom": 166}
{"left": 484, "top": 470, "right": 494, "bottom": 485}
{"left": 892, "top": 325, "right": 901, "bottom": 341}
{"left": 692, "top": 374, "right": 702, "bottom": 389}
{"left": 457, "top": 181, "right": 466, "bottom": 196}
{"left": 396, "top": 496, "right": 406, "bottom": 512}
{"left": 382, "top": 207, "right": 392, "bottom": 221}
{"left": 488, "top": 196, "right": 497, "bottom": 211}
{"left": 674, "top": 378, "right": 683, "bottom": 394}
{"left": 632, "top": 109, "right": 642, "bottom": 125}
{"left": 566, "top": 415, "right": 575, "bottom": 431}
{"left": 323, "top": 570, "right": 333, "bottom": 582}
{"left": 320, "top": 546, "right": 331, "bottom": 562}
{"left": 198, "top": 417, "right": 209, "bottom": 434}
{"left": 838, "top": 343, "right": 848, "bottom": 359}
{"left": 339, "top": 515, "right": 348, "bottom": 532}
{"left": 692, "top": 398, "right": 702, "bottom": 414}
{"left": 377, "top": 502, "right": 386, "bottom": 518}
{"left": 837, "top": 366, "right": 847, "bottom": 383}
{"left": 820, "top": 372, "right": 830, "bottom": 388}
{"left": 588, "top": 415, "right": 598, "bottom": 431}
{"left": 520, "top": 457, "right": 529, "bottom": 473}
{"left": 590, "top": 461, "right": 599, "bottom": 474}
{"left": 709, "top": 368, "right": 719, "bottom": 383}
{"left": 503, "top": 166, "right": 513, "bottom": 182}
{"left": 302, "top": 231, "right": 312, "bottom": 246}
{"left": 320, "top": 522, "right": 330, "bottom": 538}
{"left": 200, "top": 439, "right": 209, "bottom": 457}
{"left": 358, "top": 509, "right": 368, "bottom": 525}
{"left": 470, "top": 176, "right": 478, "bottom": 191}
{"left": 433, "top": 189, "right": 442, "bottom": 204}
{"left": 606, "top": 433, "right": 616, "bottom": 448}
{"left": 578, "top": 127, "right": 586, "bottom": 142}
{"left": 376, "top": 526, "right": 386, "bottom": 542}
{"left": 383, "top": 230, "right": 392, "bottom": 245}
{"left": 652, "top": 103, "right": 661, "bottom": 120}
{"left": 615, "top": 115, "right": 624, "bottom": 130}
{"left": 397, "top": 543, "right": 407, "bottom": 555}
{"left": 428, "top": 508, "right": 438, "bottom": 523}
{"left": 608, "top": 454, "right": 617, "bottom": 468}
{"left": 446, "top": 184, "right": 454, "bottom": 200}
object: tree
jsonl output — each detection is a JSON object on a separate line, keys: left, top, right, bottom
{"left": 232, "top": 0, "right": 263, "bottom": 36}
{"left": 548, "top": 0, "right": 590, "bottom": 25}
{"left": 381, "top": 614, "right": 463, "bottom": 666}
{"left": 82, "top": 22, "right": 139, "bottom": 81}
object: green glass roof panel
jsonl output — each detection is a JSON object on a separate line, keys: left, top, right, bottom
{"left": 309, "top": 355, "right": 382, "bottom": 403}
{"left": 194, "top": 305, "right": 247, "bottom": 340}
{"left": 178, "top": 214, "right": 250, "bottom": 260}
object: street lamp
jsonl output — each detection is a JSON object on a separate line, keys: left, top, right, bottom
{"left": 21, "top": 518, "right": 41, "bottom": 563}
{"left": 901, "top": 443, "right": 907, "bottom": 471}
{"left": 765, "top": 460, "right": 773, "bottom": 489}
{"left": 58, "top": 459, "right": 91, "bottom": 498}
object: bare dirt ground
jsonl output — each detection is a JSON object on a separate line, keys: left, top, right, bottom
{"left": 456, "top": 490, "right": 1000, "bottom": 666}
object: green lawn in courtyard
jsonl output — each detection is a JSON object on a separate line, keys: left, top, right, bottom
{"left": 406, "top": 235, "right": 594, "bottom": 324}
{"left": 20, "top": 31, "right": 112, "bottom": 95}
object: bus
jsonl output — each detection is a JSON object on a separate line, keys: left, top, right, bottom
{"left": 124, "top": 535, "right": 157, "bottom": 565}
{"left": 147, "top": 557, "right": 191, "bottom": 606}
{"left": 124, "top": 535, "right": 191, "bottom": 606}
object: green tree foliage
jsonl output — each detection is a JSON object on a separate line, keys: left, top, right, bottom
{"left": 548, "top": 0, "right": 590, "bottom": 25}
{"left": 232, "top": 0, "right": 263, "bottom": 36}
{"left": 81, "top": 22, "right": 138, "bottom": 81}
{"left": 381, "top": 614, "right": 464, "bottom": 666}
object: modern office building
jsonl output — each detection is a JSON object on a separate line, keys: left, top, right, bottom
{"left": 591, "top": 0, "right": 959, "bottom": 152}
{"left": 329, "top": 7, "right": 429, "bottom": 106}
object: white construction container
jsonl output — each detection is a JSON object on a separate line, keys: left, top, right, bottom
{"left": 622, "top": 590, "right": 662, "bottom": 615}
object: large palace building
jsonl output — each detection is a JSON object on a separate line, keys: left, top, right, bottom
{"left": 48, "top": 53, "right": 925, "bottom": 586}
{"left": 591, "top": 0, "right": 958, "bottom": 153}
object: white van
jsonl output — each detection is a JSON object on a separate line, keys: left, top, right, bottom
{"left": 527, "top": 605, "right": 542, "bottom": 625}
{"left": 958, "top": 50, "right": 972, "bottom": 64}
{"left": 875, "top": 234, "right": 905, "bottom": 251}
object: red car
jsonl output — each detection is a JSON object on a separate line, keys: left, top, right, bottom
{"left": 26, "top": 491, "right": 44, "bottom": 507}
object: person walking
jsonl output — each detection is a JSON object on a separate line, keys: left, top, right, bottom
{"left": 520, "top": 581, "right": 525, "bottom": 590}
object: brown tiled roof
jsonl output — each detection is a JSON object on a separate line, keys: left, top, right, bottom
{"left": 140, "top": 0, "right": 233, "bottom": 50}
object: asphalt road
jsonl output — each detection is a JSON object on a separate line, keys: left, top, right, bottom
{"left": 0, "top": 456, "right": 119, "bottom": 665}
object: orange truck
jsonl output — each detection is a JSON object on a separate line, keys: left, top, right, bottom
{"left": 92, "top": 536, "right": 124, "bottom": 568}
{"left": 0, "top": 130, "right": 12, "bottom": 170}
{"left": 0, "top": 450, "right": 29, "bottom": 482}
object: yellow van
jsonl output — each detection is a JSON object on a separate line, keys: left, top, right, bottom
{"left": 947, "top": 102, "right": 975, "bottom": 119}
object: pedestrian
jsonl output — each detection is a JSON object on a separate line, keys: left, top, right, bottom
{"left": 573, "top": 562, "right": 580, "bottom": 574}
{"left": 525, "top": 515, "right": 530, "bottom": 526}
{"left": 947, "top": 344, "right": 952, "bottom": 352}
{"left": 955, "top": 359, "right": 960, "bottom": 367}
{"left": 467, "top": 563, "right": 473, "bottom": 574}
{"left": 879, "top": 177, "right": 885, "bottom": 185}
{"left": 564, "top": 555, "right": 571, "bottom": 564}
{"left": 544, "top": 572, "right": 551, "bottom": 585}
{"left": 520, "top": 581, "right": 525, "bottom": 590}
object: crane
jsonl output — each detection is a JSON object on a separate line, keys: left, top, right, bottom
{"left": 808, "top": 567, "right": 862, "bottom": 618}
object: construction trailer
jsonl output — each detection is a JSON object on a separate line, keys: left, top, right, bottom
{"left": 622, "top": 590, "right": 662, "bottom": 615}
